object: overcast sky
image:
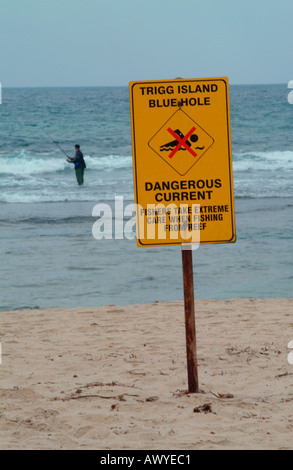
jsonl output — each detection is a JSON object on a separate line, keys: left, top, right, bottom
{"left": 1, "top": 0, "right": 293, "bottom": 87}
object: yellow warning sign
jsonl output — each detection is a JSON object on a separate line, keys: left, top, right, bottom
{"left": 129, "top": 77, "right": 236, "bottom": 247}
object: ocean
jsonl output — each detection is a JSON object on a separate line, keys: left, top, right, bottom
{"left": 0, "top": 84, "right": 292, "bottom": 310}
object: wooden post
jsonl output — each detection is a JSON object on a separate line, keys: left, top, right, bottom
{"left": 181, "top": 246, "right": 199, "bottom": 393}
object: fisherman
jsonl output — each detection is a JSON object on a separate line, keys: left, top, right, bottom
{"left": 67, "top": 145, "right": 86, "bottom": 185}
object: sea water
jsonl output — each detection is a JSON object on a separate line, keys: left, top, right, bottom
{"left": 0, "top": 85, "right": 292, "bottom": 310}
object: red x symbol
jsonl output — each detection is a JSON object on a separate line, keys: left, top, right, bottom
{"left": 167, "top": 127, "right": 198, "bottom": 159}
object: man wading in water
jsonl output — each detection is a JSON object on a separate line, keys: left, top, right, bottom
{"left": 67, "top": 144, "right": 86, "bottom": 185}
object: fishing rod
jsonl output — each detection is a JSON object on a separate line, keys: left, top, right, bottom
{"left": 41, "top": 128, "right": 70, "bottom": 158}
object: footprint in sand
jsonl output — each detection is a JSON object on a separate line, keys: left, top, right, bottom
{"left": 287, "top": 340, "right": 293, "bottom": 365}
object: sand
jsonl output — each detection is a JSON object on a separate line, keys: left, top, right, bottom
{"left": 1, "top": 298, "right": 293, "bottom": 450}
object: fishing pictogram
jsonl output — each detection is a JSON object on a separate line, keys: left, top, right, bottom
{"left": 148, "top": 109, "right": 214, "bottom": 176}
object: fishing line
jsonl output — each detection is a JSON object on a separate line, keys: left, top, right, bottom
{"left": 38, "top": 126, "right": 70, "bottom": 158}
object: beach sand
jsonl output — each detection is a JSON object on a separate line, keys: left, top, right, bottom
{"left": 1, "top": 298, "right": 293, "bottom": 450}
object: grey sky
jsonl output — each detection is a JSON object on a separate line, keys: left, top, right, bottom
{"left": 1, "top": 0, "right": 292, "bottom": 87}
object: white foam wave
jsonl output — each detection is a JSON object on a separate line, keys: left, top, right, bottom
{"left": 1, "top": 150, "right": 68, "bottom": 175}
{"left": 84, "top": 154, "right": 132, "bottom": 170}
{"left": 233, "top": 150, "right": 293, "bottom": 171}
{"left": 0, "top": 190, "right": 135, "bottom": 204}
{"left": 1, "top": 150, "right": 132, "bottom": 176}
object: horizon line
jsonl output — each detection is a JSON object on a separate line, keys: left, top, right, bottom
{"left": 0, "top": 82, "right": 288, "bottom": 89}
